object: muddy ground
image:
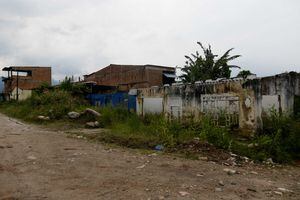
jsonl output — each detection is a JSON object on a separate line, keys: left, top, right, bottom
{"left": 0, "top": 113, "right": 299, "bottom": 200}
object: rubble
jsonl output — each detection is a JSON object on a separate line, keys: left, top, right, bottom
{"left": 223, "top": 168, "right": 237, "bottom": 175}
{"left": 85, "top": 121, "right": 100, "bottom": 128}
{"left": 247, "top": 143, "right": 258, "bottom": 148}
{"left": 68, "top": 111, "right": 80, "bottom": 119}
{"left": 136, "top": 164, "right": 146, "bottom": 169}
{"left": 178, "top": 191, "right": 189, "bottom": 196}
{"left": 37, "top": 116, "right": 50, "bottom": 120}
{"left": 83, "top": 108, "right": 101, "bottom": 117}
{"left": 199, "top": 156, "right": 208, "bottom": 161}
{"left": 274, "top": 191, "right": 283, "bottom": 196}
{"left": 27, "top": 155, "right": 37, "bottom": 160}
{"left": 277, "top": 187, "right": 293, "bottom": 193}
{"left": 218, "top": 181, "right": 225, "bottom": 186}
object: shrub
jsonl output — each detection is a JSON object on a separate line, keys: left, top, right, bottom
{"left": 198, "top": 117, "right": 232, "bottom": 149}
{"left": 0, "top": 90, "right": 88, "bottom": 121}
{"left": 249, "top": 109, "right": 300, "bottom": 163}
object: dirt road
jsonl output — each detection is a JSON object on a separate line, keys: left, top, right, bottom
{"left": 0, "top": 113, "right": 299, "bottom": 200}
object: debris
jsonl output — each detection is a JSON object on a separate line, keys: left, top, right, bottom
{"left": 218, "top": 181, "right": 225, "bottom": 186}
{"left": 277, "top": 187, "right": 293, "bottom": 193}
{"left": 266, "top": 158, "right": 274, "bottom": 164}
{"left": 230, "top": 153, "right": 238, "bottom": 157}
{"left": 274, "top": 191, "right": 283, "bottom": 196}
{"left": 243, "top": 156, "right": 250, "bottom": 162}
{"left": 83, "top": 108, "right": 101, "bottom": 117}
{"left": 199, "top": 156, "right": 208, "bottom": 161}
{"left": 85, "top": 121, "right": 100, "bottom": 128}
{"left": 247, "top": 188, "right": 257, "bottom": 192}
{"left": 154, "top": 145, "right": 164, "bottom": 151}
{"left": 68, "top": 111, "right": 80, "bottom": 119}
{"left": 247, "top": 143, "right": 258, "bottom": 148}
{"left": 215, "top": 187, "right": 222, "bottom": 192}
{"left": 27, "top": 155, "right": 37, "bottom": 160}
{"left": 250, "top": 171, "right": 258, "bottom": 175}
{"left": 196, "top": 173, "right": 204, "bottom": 177}
{"left": 136, "top": 164, "right": 146, "bottom": 169}
{"left": 223, "top": 168, "right": 237, "bottom": 175}
{"left": 148, "top": 153, "right": 157, "bottom": 157}
{"left": 63, "top": 147, "right": 77, "bottom": 150}
{"left": 37, "top": 115, "right": 50, "bottom": 120}
{"left": 178, "top": 191, "right": 189, "bottom": 196}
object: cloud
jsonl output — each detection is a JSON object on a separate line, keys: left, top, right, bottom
{"left": 0, "top": 0, "right": 299, "bottom": 81}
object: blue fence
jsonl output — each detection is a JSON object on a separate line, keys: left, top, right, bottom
{"left": 86, "top": 92, "right": 136, "bottom": 111}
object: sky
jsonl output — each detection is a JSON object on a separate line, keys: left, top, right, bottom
{"left": 0, "top": 0, "right": 299, "bottom": 82}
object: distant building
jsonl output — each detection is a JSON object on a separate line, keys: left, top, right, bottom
{"left": 2, "top": 66, "right": 51, "bottom": 100}
{"left": 84, "top": 64, "right": 176, "bottom": 91}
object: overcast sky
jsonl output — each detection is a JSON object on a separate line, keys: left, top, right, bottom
{"left": 0, "top": 0, "right": 299, "bottom": 81}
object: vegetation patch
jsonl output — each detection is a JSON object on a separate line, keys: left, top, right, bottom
{"left": 0, "top": 82, "right": 299, "bottom": 164}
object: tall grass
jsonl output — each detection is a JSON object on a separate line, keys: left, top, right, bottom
{"left": 96, "top": 106, "right": 232, "bottom": 149}
{"left": 0, "top": 90, "right": 89, "bottom": 121}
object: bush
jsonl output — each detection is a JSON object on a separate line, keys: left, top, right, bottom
{"left": 198, "top": 117, "right": 232, "bottom": 149}
{"left": 0, "top": 90, "right": 89, "bottom": 121}
{"left": 97, "top": 108, "right": 233, "bottom": 149}
{"left": 257, "top": 110, "right": 300, "bottom": 162}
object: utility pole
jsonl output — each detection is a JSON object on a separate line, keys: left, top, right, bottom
{"left": 16, "top": 71, "right": 19, "bottom": 101}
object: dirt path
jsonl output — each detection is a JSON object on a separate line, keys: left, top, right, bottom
{"left": 0, "top": 113, "right": 299, "bottom": 200}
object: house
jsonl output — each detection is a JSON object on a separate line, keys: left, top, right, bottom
{"left": 84, "top": 64, "right": 176, "bottom": 91}
{"left": 2, "top": 66, "right": 51, "bottom": 100}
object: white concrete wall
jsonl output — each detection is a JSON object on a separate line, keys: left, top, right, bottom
{"left": 262, "top": 95, "right": 280, "bottom": 113}
{"left": 10, "top": 88, "right": 32, "bottom": 101}
{"left": 142, "top": 97, "right": 163, "bottom": 114}
{"left": 201, "top": 94, "right": 239, "bottom": 114}
{"left": 166, "top": 96, "right": 183, "bottom": 119}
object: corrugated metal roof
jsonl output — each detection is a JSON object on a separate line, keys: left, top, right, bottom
{"left": 163, "top": 73, "right": 176, "bottom": 78}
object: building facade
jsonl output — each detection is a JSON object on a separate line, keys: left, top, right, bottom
{"left": 2, "top": 66, "right": 51, "bottom": 100}
{"left": 84, "top": 64, "right": 176, "bottom": 91}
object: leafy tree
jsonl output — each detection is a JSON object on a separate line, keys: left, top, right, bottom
{"left": 237, "top": 70, "right": 253, "bottom": 79}
{"left": 59, "top": 76, "right": 90, "bottom": 96}
{"left": 180, "top": 42, "right": 241, "bottom": 83}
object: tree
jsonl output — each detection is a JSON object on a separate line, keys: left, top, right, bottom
{"left": 237, "top": 70, "right": 253, "bottom": 79}
{"left": 180, "top": 42, "right": 241, "bottom": 83}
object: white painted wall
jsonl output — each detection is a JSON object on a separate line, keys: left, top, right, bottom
{"left": 201, "top": 94, "right": 239, "bottom": 114}
{"left": 262, "top": 95, "right": 280, "bottom": 112}
{"left": 143, "top": 98, "right": 163, "bottom": 114}
{"left": 10, "top": 88, "right": 32, "bottom": 101}
{"left": 166, "top": 96, "right": 183, "bottom": 119}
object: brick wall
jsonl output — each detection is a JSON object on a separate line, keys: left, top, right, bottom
{"left": 4, "top": 67, "right": 51, "bottom": 93}
{"left": 84, "top": 64, "right": 175, "bottom": 90}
